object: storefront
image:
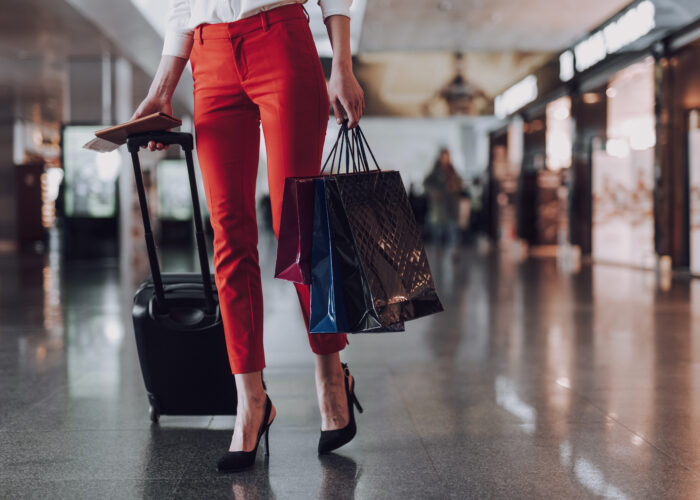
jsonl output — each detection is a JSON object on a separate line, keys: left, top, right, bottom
{"left": 487, "top": 125, "right": 519, "bottom": 245}
{"left": 544, "top": 96, "right": 573, "bottom": 246}
{"left": 659, "top": 26, "right": 700, "bottom": 273}
{"left": 590, "top": 57, "right": 656, "bottom": 268}
{"left": 490, "top": 0, "right": 700, "bottom": 270}
{"left": 546, "top": 1, "right": 659, "bottom": 266}
{"left": 488, "top": 75, "right": 532, "bottom": 246}
{"left": 491, "top": 74, "right": 574, "bottom": 250}
{"left": 569, "top": 85, "right": 606, "bottom": 256}
{"left": 691, "top": 110, "right": 700, "bottom": 275}
{"left": 518, "top": 108, "right": 545, "bottom": 246}
{"left": 517, "top": 97, "right": 572, "bottom": 248}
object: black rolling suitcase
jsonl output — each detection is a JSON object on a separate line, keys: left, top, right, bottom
{"left": 127, "top": 131, "right": 236, "bottom": 423}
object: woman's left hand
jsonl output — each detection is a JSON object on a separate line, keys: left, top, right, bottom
{"left": 328, "top": 67, "right": 364, "bottom": 128}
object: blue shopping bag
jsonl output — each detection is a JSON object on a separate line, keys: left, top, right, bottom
{"left": 309, "top": 178, "right": 350, "bottom": 333}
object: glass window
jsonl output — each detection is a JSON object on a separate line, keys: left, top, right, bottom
{"left": 62, "top": 126, "right": 120, "bottom": 218}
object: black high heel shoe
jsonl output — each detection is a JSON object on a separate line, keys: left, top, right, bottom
{"left": 217, "top": 395, "right": 274, "bottom": 472}
{"left": 318, "top": 363, "right": 363, "bottom": 455}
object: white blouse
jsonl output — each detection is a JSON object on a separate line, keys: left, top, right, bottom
{"left": 163, "top": 0, "right": 352, "bottom": 59}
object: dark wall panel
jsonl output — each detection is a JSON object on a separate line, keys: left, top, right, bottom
{"left": 570, "top": 86, "right": 607, "bottom": 255}
{"left": 659, "top": 38, "right": 700, "bottom": 266}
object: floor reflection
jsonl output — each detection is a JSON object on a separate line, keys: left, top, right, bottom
{"left": 229, "top": 467, "right": 276, "bottom": 500}
{"left": 319, "top": 454, "right": 360, "bottom": 500}
{"left": 2, "top": 238, "right": 700, "bottom": 498}
{"left": 559, "top": 440, "right": 629, "bottom": 499}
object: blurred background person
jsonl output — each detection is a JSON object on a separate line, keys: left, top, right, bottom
{"left": 423, "top": 147, "right": 463, "bottom": 255}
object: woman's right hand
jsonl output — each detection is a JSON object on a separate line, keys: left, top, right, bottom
{"left": 131, "top": 94, "right": 173, "bottom": 151}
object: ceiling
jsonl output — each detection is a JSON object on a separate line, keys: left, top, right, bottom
{"left": 0, "top": 0, "right": 108, "bottom": 59}
{"left": 360, "top": 0, "right": 635, "bottom": 52}
{"left": 0, "top": 0, "right": 190, "bottom": 122}
{"left": 3, "top": 0, "right": 700, "bottom": 126}
{"left": 0, "top": 0, "right": 111, "bottom": 123}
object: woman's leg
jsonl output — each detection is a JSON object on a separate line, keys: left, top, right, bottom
{"left": 195, "top": 103, "right": 266, "bottom": 374}
{"left": 315, "top": 352, "right": 351, "bottom": 430}
{"left": 231, "top": 372, "right": 276, "bottom": 452}
{"left": 242, "top": 15, "right": 347, "bottom": 356}
{"left": 191, "top": 34, "right": 271, "bottom": 451}
{"left": 241, "top": 11, "right": 349, "bottom": 428}
{"left": 193, "top": 42, "right": 265, "bottom": 375}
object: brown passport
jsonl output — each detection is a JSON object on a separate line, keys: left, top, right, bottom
{"left": 95, "top": 112, "right": 182, "bottom": 144}
{"left": 83, "top": 112, "right": 182, "bottom": 152}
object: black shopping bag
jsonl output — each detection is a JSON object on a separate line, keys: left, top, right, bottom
{"left": 309, "top": 124, "right": 405, "bottom": 333}
{"left": 330, "top": 125, "right": 443, "bottom": 326}
{"left": 324, "top": 176, "right": 405, "bottom": 333}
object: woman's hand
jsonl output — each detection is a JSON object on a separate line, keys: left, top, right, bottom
{"left": 328, "top": 68, "right": 364, "bottom": 128}
{"left": 324, "top": 15, "right": 364, "bottom": 128}
{"left": 131, "top": 94, "right": 173, "bottom": 151}
{"left": 130, "top": 54, "right": 188, "bottom": 151}
{"left": 131, "top": 94, "right": 173, "bottom": 122}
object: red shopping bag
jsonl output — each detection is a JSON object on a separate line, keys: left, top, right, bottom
{"left": 274, "top": 177, "right": 315, "bottom": 284}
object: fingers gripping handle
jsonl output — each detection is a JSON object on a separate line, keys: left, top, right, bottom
{"left": 126, "top": 131, "right": 193, "bottom": 152}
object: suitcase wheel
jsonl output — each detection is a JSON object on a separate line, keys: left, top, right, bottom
{"left": 147, "top": 394, "right": 161, "bottom": 424}
{"left": 149, "top": 404, "right": 160, "bottom": 424}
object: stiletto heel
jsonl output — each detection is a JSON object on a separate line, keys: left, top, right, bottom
{"left": 352, "top": 392, "right": 363, "bottom": 414}
{"left": 318, "top": 363, "right": 362, "bottom": 455}
{"left": 217, "top": 395, "right": 274, "bottom": 472}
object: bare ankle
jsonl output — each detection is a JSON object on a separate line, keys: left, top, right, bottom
{"left": 234, "top": 371, "right": 266, "bottom": 408}
{"left": 315, "top": 353, "right": 344, "bottom": 383}
{"left": 319, "top": 370, "right": 344, "bottom": 385}
{"left": 238, "top": 392, "right": 266, "bottom": 411}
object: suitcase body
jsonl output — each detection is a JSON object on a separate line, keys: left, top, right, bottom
{"left": 127, "top": 132, "right": 236, "bottom": 423}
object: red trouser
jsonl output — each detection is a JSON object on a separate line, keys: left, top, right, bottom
{"left": 190, "top": 4, "right": 347, "bottom": 374}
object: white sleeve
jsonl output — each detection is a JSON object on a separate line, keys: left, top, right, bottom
{"left": 317, "top": 0, "right": 352, "bottom": 19}
{"left": 162, "top": 0, "right": 194, "bottom": 59}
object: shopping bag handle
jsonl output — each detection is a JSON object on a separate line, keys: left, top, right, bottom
{"left": 335, "top": 122, "right": 356, "bottom": 175}
{"left": 321, "top": 123, "right": 344, "bottom": 175}
{"left": 321, "top": 120, "right": 380, "bottom": 175}
{"left": 353, "top": 125, "right": 381, "bottom": 172}
{"left": 321, "top": 120, "right": 357, "bottom": 175}
{"left": 352, "top": 128, "right": 371, "bottom": 173}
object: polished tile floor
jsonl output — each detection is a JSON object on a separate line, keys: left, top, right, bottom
{"left": 2, "top": 231, "right": 700, "bottom": 499}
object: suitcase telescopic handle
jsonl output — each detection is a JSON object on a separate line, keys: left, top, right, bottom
{"left": 126, "top": 131, "right": 216, "bottom": 316}
{"left": 126, "top": 131, "right": 193, "bottom": 152}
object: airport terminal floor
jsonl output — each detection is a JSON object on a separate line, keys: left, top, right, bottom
{"left": 2, "top": 232, "right": 700, "bottom": 499}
